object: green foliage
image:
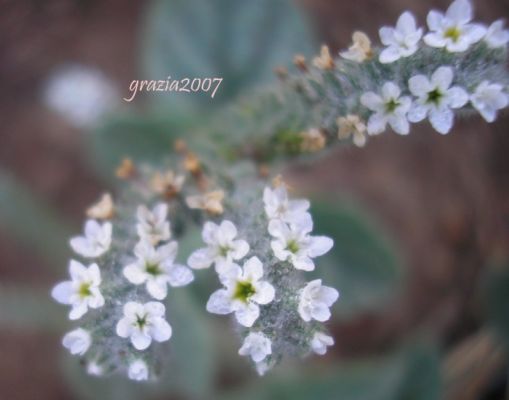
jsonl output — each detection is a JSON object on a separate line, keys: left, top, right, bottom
{"left": 220, "top": 343, "right": 441, "bottom": 400}
{"left": 0, "top": 171, "right": 73, "bottom": 269}
{"left": 311, "top": 200, "right": 402, "bottom": 318}
{"left": 142, "top": 0, "right": 316, "bottom": 109}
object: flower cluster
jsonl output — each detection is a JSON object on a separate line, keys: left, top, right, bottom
{"left": 191, "top": 182, "right": 339, "bottom": 374}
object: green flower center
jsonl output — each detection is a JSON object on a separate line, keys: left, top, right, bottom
{"left": 219, "top": 245, "right": 231, "bottom": 257}
{"left": 426, "top": 88, "right": 443, "bottom": 105}
{"left": 78, "top": 282, "right": 92, "bottom": 298}
{"left": 444, "top": 26, "right": 461, "bottom": 42}
{"left": 233, "top": 281, "right": 256, "bottom": 303}
{"left": 385, "top": 98, "right": 400, "bottom": 113}
{"left": 145, "top": 262, "right": 162, "bottom": 276}
{"left": 135, "top": 313, "right": 148, "bottom": 329}
{"left": 286, "top": 239, "right": 300, "bottom": 254}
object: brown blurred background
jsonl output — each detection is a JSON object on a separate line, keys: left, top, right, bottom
{"left": 0, "top": 0, "right": 508, "bottom": 399}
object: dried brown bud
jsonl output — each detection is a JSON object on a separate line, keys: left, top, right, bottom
{"left": 115, "top": 158, "right": 136, "bottom": 180}
{"left": 86, "top": 193, "right": 115, "bottom": 220}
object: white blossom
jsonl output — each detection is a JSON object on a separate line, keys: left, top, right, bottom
{"left": 310, "top": 332, "right": 334, "bottom": 355}
{"left": 238, "top": 332, "right": 272, "bottom": 363}
{"left": 62, "top": 328, "right": 91, "bottom": 356}
{"left": 424, "top": 0, "right": 486, "bottom": 52}
{"left": 136, "top": 204, "right": 171, "bottom": 246}
{"left": 360, "top": 82, "right": 412, "bottom": 135}
{"left": 268, "top": 219, "right": 333, "bottom": 272}
{"left": 116, "top": 301, "right": 172, "bottom": 351}
{"left": 484, "top": 20, "right": 509, "bottom": 48}
{"left": 379, "top": 11, "right": 423, "bottom": 64}
{"left": 470, "top": 81, "right": 508, "bottom": 123}
{"left": 206, "top": 257, "right": 275, "bottom": 327}
{"left": 298, "top": 279, "right": 339, "bottom": 322}
{"left": 128, "top": 359, "right": 149, "bottom": 381}
{"left": 408, "top": 66, "right": 469, "bottom": 134}
{"left": 187, "top": 220, "right": 250, "bottom": 274}
{"left": 123, "top": 240, "right": 194, "bottom": 300}
{"left": 70, "top": 220, "right": 112, "bottom": 258}
{"left": 263, "top": 186, "right": 311, "bottom": 225}
{"left": 52, "top": 260, "right": 105, "bottom": 320}
{"left": 86, "top": 361, "right": 103, "bottom": 376}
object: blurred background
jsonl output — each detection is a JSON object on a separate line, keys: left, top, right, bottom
{"left": 1, "top": 0, "right": 509, "bottom": 399}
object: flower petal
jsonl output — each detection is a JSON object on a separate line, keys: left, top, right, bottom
{"left": 243, "top": 256, "right": 264, "bottom": 281}
{"left": 252, "top": 281, "right": 275, "bottom": 305}
{"left": 307, "top": 236, "right": 334, "bottom": 258}
{"left": 235, "top": 303, "right": 260, "bottom": 327}
{"left": 123, "top": 263, "right": 147, "bottom": 284}
{"left": 166, "top": 264, "right": 194, "bottom": 287}
{"left": 51, "top": 281, "right": 73, "bottom": 304}
{"left": 131, "top": 330, "right": 152, "bottom": 350}
{"left": 429, "top": 108, "right": 454, "bottom": 134}
{"left": 206, "top": 289, "right": 233, "bottom": 314}
{"left": 146, "top": 279, "right": 168, "bottom": 300}
{"left": 150, "top": 317, "right": 172, "bottom": 342}
{"left": 187, "top": 247, "right": 214, "bottom": 269}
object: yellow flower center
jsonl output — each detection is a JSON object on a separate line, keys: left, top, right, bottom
{"left": 233, "top": 281, "right": 256, "bottom": 303}
{"left": 444, "top": 26, "right": 461, "bottom": 42}
{"left": 78, "top": 282, "right": 92, "bottom": 298}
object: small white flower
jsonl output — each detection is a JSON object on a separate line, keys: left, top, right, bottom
{"left": 310, "top": 332, "right": 334, "bottom": 355}
{"left": 268, "top": 219, "right": 333, "bottom": 272}
{"left": 379, "top": 11, "right": 423, "bottom": 64}
{"left": 86, "top": 361, "right": 103, "bottom": 376}
{"left": 263, "top": 186, "right": 310, "bottom": 225}
{"left": 123, "top": 240, "right": 193, "bottom": 300}
{"left": 360, "top": 82, "right": 412, "bottom": 135}
{"left": 116, "top": 301, "right": 172, "bottom": 351}
{"left": 62, "top": 328, "right": 91, "bottom": 356}
{"left": 52, "top": 260, "right": 105, "bottom": 320}
{"left": 238, "top": 332, "right": 272, "bottom": 363}
{"left": 470, "top": 81, "right": 509, "bottom": 123}
{"left": 298, "top": 279, "right": 339, "bottom": 322}
{"left": 424, "top": 0, "right": 486, "bottom": 52}
{"left": 136, "top": 204, "right": 171, "bottom": 246}
{"left": 484, "top": 20, "right": 509, "bottom": 48}
{"left": 128, "top": 359, "right": 149, "bottom": 381}
{"left": 408, "top": 66, "right": 469, "bottom": 134}
{"left": 187, "top": 220, "right": 250, "bottom": 274}
{"left": 70, "top": 220, "right": 112, "bottom": 258}
{"left": 206, "top": 257, "right": 275, "bottom": 327}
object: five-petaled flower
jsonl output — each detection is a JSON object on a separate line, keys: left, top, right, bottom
{"left": 361, "top": 82, "right": 412, "bottom": 135}
{"left": 424, "top": 0, "right": 486, "bottom": 52}
{"left": 298, "top": 279, "right": 339, "bottom": 322}
{"left": 136, "top": 204, "right": 171, "bottom": 246}
{"left": 269, "top": 218, "right": 333, "bottom": 272}
{"left": 379, "top": 11, "right": 423, "bottom": 64}
{"left": 187, "top": 220, "right": 250, "bottom": 274}
{"left": 310, "top": 331, "right": 334, "bottom": 355}
{"left": 408, "top": 66, "right": 469, "bottom": 134}
{"left": 62, "top": 328, "right": 91, "bottom": 356}
{"left": 116, "top": 301, "right": 172, "bottom": 351}
{"left": 470, "top": 81, "right": 508, "bottom": 123}
{"left": 70, "top": 219, "right": 112, "bottom": 258}
{"left": 123, "top": 240, "right": 194, "bottom": 300}
{"left": 238, "top": 332, "right": 272, "bottom": 363}
{"left": 52, "top": 260, "right": 105, "bottom": 320}
{"left": 206, "top": 257, "right": 275, "bottom": 327}
{"left": 128, "top": 359, "right": 149, "bottom": 381}
{"left": 263, "top": 185, "right": 311, "bottom": 226}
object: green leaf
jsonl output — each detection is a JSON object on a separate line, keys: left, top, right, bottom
{"left": 482, "top": 265, "right": 509, "bottom": 346}
{"left": 89, "top": 110, "right": 195, "bottom": 176}
{"left": 0, "top": 171, "right": 73, "bottom": 269}
{"left": 220, "top": 343, "right": 441, "bottom": 400}
{"left": 0, "top": 285, "right": 66, "bottom": 333}
{"left": 142, "top": 0, "right": 316, "bottom": 109}
{"left": 311, "top": 200, "right": 403, "bottom": 318}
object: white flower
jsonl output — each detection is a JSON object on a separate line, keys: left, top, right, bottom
{"left": 86, "top": 361, "right": 103, "bottom": 376}
{"left": 268, "top": 219, "right": 333, "bottom": 272}
{"left": 379, "top": 11, "right": 423, "bottom": 63}
{"left": 62, "top": 328, "right": 91, "bottom": 356}
{"left": 238, "top": 332, "right": 272, "bottom": 363}
{"left": 298, "top": 279, "right": 339, "bottom": 322}
{"left": 128, "top": 359, "right": 149, "bottom": 381}
{"left": 263, "top": 186, "right": 311, "bottom": 225}
{"left": 52, "top": 260, "right": 105, "bottom": 320}
{"left": 255, "top": 360, "right": 272, "bottom": 376}
{"left": 310, "top": 332, "right": 334, "bottom": 355}
{"left": 470, "top": 81, "right": 509, "bottom": 123}
{"left": 136, "top": 204, "right": 171, "bottom": 246}
{"left": 484, "top": 20, "right": 509, "bottom": 48}
{"left": 116, "top": 301, "right": 172, "bottom": 351}
{"left": 424, "top": 0, "right": 486, "bottom": 52}
{"left": 123, "top": 240, "right": 193, "bottom": 300}
{"left": 70, "top": 220, "right": 112, "bottom": 258}
{"left": 360, "top": 82, "right": 412, "bottom": 135}
{"left": 408, "top": 66, "right": 469, "bottom": 134}
{"left": 206, "top": 257, "right": 275, "bottom": 327}
{"left": 187, "top": 220, "right": 250, "bottom": 274}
